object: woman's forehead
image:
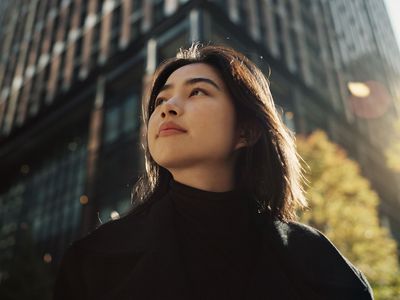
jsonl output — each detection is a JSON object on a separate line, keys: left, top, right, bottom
{"left": 164, "top": 63, "right": 223, "bottom": 87}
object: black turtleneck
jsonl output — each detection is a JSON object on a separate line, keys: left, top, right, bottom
{"left": 168, "top": 178, "right": 260, "bottom": 299}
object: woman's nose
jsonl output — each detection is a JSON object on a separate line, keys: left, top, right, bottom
{"left": 160, "top": 98, "right": 182, "bottom": 117}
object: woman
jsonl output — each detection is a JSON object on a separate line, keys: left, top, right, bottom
{"left": 54, "top": 42, "right": 374, "bottom": 300}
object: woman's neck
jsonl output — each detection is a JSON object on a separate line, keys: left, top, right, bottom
{"left": 169, "top": 164, "right": 236, "bottom": 192}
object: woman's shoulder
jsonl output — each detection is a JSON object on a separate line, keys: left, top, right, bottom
{"left": 79, "top": 207, "right": 151, "bottom": 254}
{"left": 271, "top": 219, "right": 374, "bottom": 299}
{"left": 273, "top": 219, "right": 341, "bottom": 253}
{"left": 59, "top": 192, "right": 168, "bottom": 261}
{"left": 275, "top": 220, "right": 355, "bottom": 267}
{"left": 53, "top": 205, "right": 153, "bottom": 300}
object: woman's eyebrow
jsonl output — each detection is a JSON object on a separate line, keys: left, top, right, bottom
{"left": 159, "top": 77, "right": 221, "bottom": 93}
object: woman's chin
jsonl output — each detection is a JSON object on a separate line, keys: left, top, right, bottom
{"left": 154, "top": 156, "right": 199, "bottom": 171}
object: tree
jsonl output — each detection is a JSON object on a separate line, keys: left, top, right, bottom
{"left": 296, "top": 130, "right": 400, "bottom": 300}
{"left": 385, "top": 119, "right": 400, "bottom": 173}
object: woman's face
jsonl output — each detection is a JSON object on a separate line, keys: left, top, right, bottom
{"left": 147, "top": 63, "right": 246, "bottom": 173}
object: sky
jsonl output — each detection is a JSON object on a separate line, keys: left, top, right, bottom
{"left": 384, "top": 0, "right": 400, "bottom": 50}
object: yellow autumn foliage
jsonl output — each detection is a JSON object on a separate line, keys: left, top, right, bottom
{"left": 296, "top": 130, "right": 399, "bottom": 299}
{"left": 385, "top": 119, "right": 400, "bottom": 173}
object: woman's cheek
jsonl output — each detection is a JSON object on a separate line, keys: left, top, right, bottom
{"left": 147, "top": 121, "right": 157, "bottom": 157}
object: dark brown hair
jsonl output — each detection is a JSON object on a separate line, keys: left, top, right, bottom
{"left": 129, "top": 42, "right": 307, "bottom": 222}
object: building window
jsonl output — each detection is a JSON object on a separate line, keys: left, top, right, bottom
{"left": 109, "top": 3, "right": 122, "bottom": 56}
{"left": 237, "top": 1, "right": 249, "bottom": 30}
{"left": 130, "top": 1, "right": 143, "bottom": 41}
{"left": 28, "top": 138, "right": 87, "bottom": 243}
{"left": 122, "top": 93, "right": 139, "bottom": 134}
{"left": 153, "top": 0, "right": 164, "bottom": 24}
{"left": 104, "top": 89, "right": 140, "bottom": 145}
{"left": 104, "top": 105, "right": 121, "bottom": 144}
{"left": 57, "top": 51, "right": 67, "bottom": 92}
{"left": 256, "top": 0, "right": 266, "bottom": 40}
{"left": 0, "top": 133, "right": 87, "bottom": 262}
{"left": 79, "top": 1, "right": 88, "bottom": 29}
{"left": 157, "top": 24, "right": 190, "bottom": 62}
{"left": 90, "top": 22, "right": 101, "bottom": 69}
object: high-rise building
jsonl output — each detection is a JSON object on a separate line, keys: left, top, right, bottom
{"left": 0, "top": 0, "right": 399, "bottom": 296}
{"left": 319, "top": 0, "right": 400, "bottom": 236}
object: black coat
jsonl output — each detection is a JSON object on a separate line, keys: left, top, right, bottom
{"left": 53, "top": 191, "right": 374, "bottom": 300}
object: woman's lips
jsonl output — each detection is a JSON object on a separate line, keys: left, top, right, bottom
{"left": 158, "top": 129, "right": 186, "bottom": 137}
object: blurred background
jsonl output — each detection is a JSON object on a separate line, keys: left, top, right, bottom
{"left": 0, "top": 0, "right": 400, "bottom": 299}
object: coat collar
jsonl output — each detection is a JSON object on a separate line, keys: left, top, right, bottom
{"left": 98, "top": 191, "right": 302, "bottom": 299}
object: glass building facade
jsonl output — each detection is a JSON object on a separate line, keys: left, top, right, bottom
{"left": 0, "top": 0, "right": 399, "bottom": 297}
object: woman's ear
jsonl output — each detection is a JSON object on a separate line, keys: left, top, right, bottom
{"left": 234, "top": 135, "right": 247, "bottom": 150}
{"left": 234, "top": 125, "right": 261, "bottom": 150}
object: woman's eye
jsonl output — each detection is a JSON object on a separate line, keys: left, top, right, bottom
{"left": 155, "top": 97, "right": 165, "bottom": 106}
{"left": 190, "top": 88, "right": 206, "bottom": 97}
{"left": 155, "top": 89, "right": 206, "bottom": 106}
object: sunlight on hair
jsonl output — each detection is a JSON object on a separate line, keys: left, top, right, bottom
{"left": 177, "top": 41, "right": 202, "bottom": 59}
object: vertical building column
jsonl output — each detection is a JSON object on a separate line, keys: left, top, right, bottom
{"left": 0, "top": 1, "right": 23, "bottom": 133}
{"left": 314, "top": 1, "right": 341, "bottom": 112}
{"left": 17, "top": 0, "right": 43, "bottom": 126}
{"left": 165, "top": 0, "right": 179, "bottom": 16}
{"left": 312, "top": 5, "right": 327, "bottom": 72}
{"left": 29, "top": 0, "right": 57, "bottom": 117}
{"left": 46, "top": 1, "right": 70, "bottom": 104}
{"left": 99, "top": 0, "right": 114, "bottom": 64}
{"left": 189, "top": 8, "right": 202, "bottom": 43}
{"left": 280, "top": 2, "right": 295, "bottom": 72}
{"left": 138, "top": 39, "right": 157, "bottom": 169}
{"left": 297, "top": 3, "right": 312, "bottom": 86}
{"left": 290, "top": 0, "right": 301, "bottom": 73}
{"left": 326, "top": 0, "right": 355, "bottom": 121}
{"left": 81, "top": 76, "right": 105, "bottom": 236}
{"left": 0, "top": 6, "right": 15, "bottom": 131}
{"left": 141, "top": 0, "right": 153, "bottom": 33}
{"left": 247, "top": 0, "right": 260, "bottom": 41}
{"left": 263, "top": 0, "right": 278, "bottom": 57}
{"left": 0, "top": 2, "right": 18, "bottom": 93}
{"left": 80, "top": 0, "right": 99, "bottom": 78}
{"left": 227, "top": 0, "right": 239, "bottom": 24}
{"left": 0, "top": 88, "right": 9, "bottom": 135}
{"left": 3, "top": 1, "right": 29, "bottom": 134}
{"left": 337, "top": 72, "right": 355, "bottom": 123}
{"left": 63, "top": 0, "right": 82, "bottom": 91}
{"left": 146, "top": 39, "right": 157, "bottom": 78}
{"left": 120, "top": 0, "right": 133, "bottom": 49}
